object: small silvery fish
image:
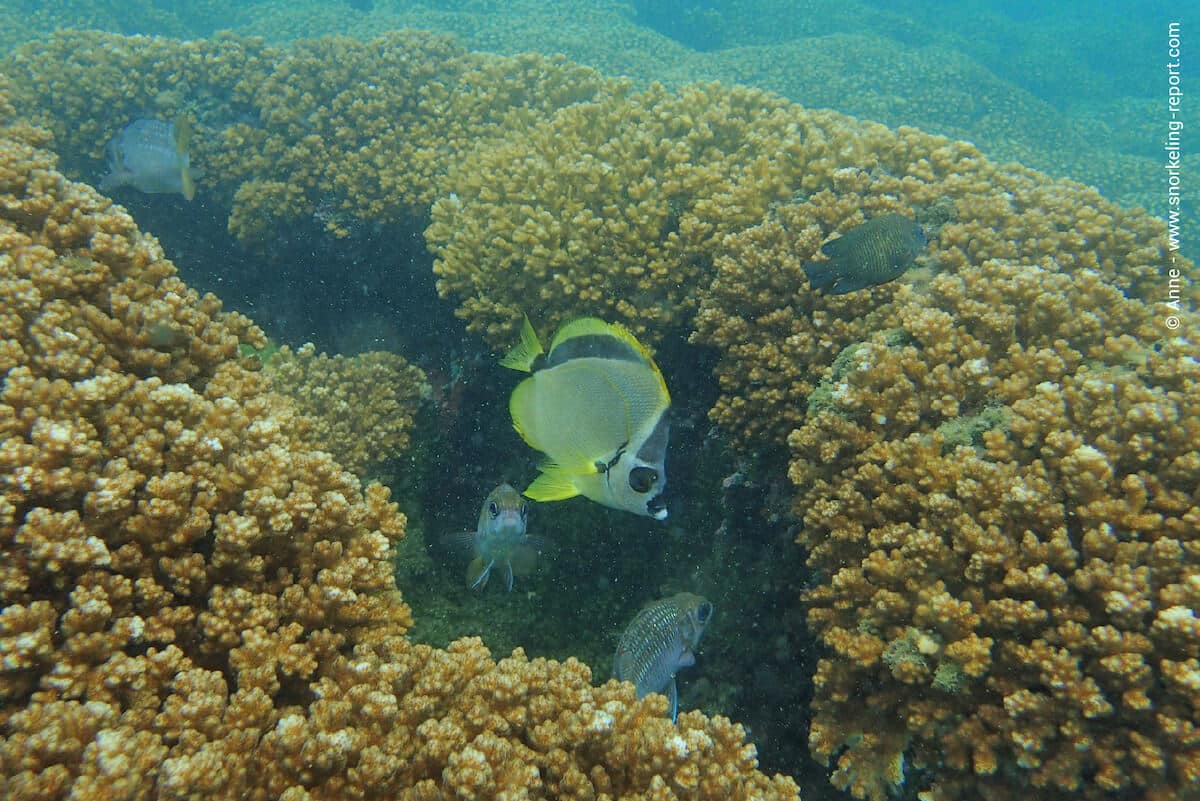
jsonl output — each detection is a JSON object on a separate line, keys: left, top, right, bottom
{"left": 613, "top": 592, "right": 712, "bottom": 721}
{"left": 99, "top": 117, "right": 196, "bottom": 201}
{"left": 443, "top": 483, "right": 542, "bottom": 592}
{"left": 803, "top": 213, "right": 927, "bottom": 295}
{"left": 501, "top": 315, "right": 671, "bottom": 520}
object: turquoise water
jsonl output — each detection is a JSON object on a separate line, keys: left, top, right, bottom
{"left": 1, "top": 3, "right": 1195, "bottom": 801}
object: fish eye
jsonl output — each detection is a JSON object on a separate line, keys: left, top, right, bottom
{"left": 697, "top": 602, "right": 713, "bottom": 623}
{"left": 628, "top": 466, "right": 657, "bottom": 493}
{"left": 488, "top": 501, "right": 499, "bottom": 517}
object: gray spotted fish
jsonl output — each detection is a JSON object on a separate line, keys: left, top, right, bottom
{"left": 613, "top": 592, "right": 712, "bottom": 721}
{"left": 100, "top": 118, "right": 196, "bottom": 201}
{"left": 804, "top": 213, "right": 927, "bottom": 295}
{"left": 443, "top": 483, "right": 543, "bottom": 592}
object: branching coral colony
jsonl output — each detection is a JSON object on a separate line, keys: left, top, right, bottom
{"left": 4, "top": 28, "right": 1197, "bottom": 801}
{"left": 0, "top": 76, "right": 798, "bottom": 801}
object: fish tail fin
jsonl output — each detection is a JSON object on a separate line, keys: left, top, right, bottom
{"left": 499, "top": 314, "right": 543, "bottom": 371}
{"left": 524, "top": 466, "right": 580, "bottom": 502}
{"left": 180, "top": 165, "right": 196, "bottom": 201}
{"left": 802, "top": 260, "right": 840, "bottom": 291}
{"left": 173, "top": 116, "right": 196, "bottom": 200}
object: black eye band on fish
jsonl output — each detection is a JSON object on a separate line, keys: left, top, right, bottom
{"left": 594, "top": 443, "right": 628, "bottom": 479}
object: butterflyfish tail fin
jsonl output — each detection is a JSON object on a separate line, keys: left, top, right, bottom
{"left": 549, "top": 317, "right": 617, "bottom": 347}
{"left": 523, "top": 467, "right": 580, "bottom": 502}
{"left": 499, "top": 314, "right": 543, "bottom": 372}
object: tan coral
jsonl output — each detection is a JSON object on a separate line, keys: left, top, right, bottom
{"left": 0, "top": 88, "right": 796, "bottom": 801}
{"left": 780, "top": 270, "right": 1198, "bottom": 800}
{"left": 678, "top": 88, "right": 1195, "bottom": 800}
{"left": 265, "top": 344, "right": 429, "bottom": 476}
{"left": 427, "top": 81, "right": 825, "bottom": 347}
{"left": 3, "top": 30, "right": 617, "bottom": 251}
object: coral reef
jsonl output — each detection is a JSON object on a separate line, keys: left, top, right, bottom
{"left": 429, "top": 75, "right": 1189, "bottom": 356}
{"left": 697, "top": 182, "right": 1196, "bottom": 798}
{"left": 3, "top": 29, "right": 617, "bottom": 249}
{"left": 694, "top": 122, "right": 1191, "bottom": 448}
{"left": 264, "top": 343, "right": 430, "bottom": 476}
{"left": 216, "top": 29, "right": 465, "bottom": 243}
{"left": 0, "top": 94, "right": 797, "bottom": 800}
{"left": 2, "top": 1, "right": 1189, "bottom": 217}
{"left": 684, "top": 78, "right": 1198, "bottom": 800}
{"left": 5, "top": 21, "right": 1196, "bottom": 801}
{"left": 795, "top": 333, "right": 1200, "bottom": 799}
{"left": 427, "top": 81, "right": 817, "bottom": 347}
{"left": 3, "top": 29, "right": 270, "bottom": 170}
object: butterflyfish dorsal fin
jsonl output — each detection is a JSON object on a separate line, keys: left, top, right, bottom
{"left": 500, "top": 314, "right": 544, "bottom": 372}
{"left": 548, "top": 318, "right": 669, "bottom": 404}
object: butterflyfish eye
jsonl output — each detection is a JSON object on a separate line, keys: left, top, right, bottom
{"left": 697, "top": 602, "right": 713, "bottom": 624}
{"left": 488, "top": 501, "right": 499, "bottom": 516}
{"left": 628, "top": 466, "right": 657, "bottom": 493}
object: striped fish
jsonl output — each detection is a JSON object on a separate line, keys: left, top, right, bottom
{"left": 613, "top": 592, "right": 712, "bottom": 721}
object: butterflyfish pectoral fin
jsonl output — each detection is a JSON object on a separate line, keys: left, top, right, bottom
{"left": 504, "top": 562, "right": 514, "bottom": 592}
{"left": 538, "top": 455, "right": 600, "bottom": 477}
{"left": 499, "top": 314, "right": 543, "bottom": 372}
{"left": 524, "top": 467, "right": 581, "bottom": 502}
{"left": 468, "top": 557, "right": 494, "bottom": 589}
{"left": 667, "top": 677, "right": 678, "bottom": 723}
